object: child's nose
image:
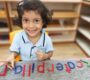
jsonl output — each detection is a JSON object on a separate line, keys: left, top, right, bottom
{"left": 29, "top": 22, "right": 34, "bottom": 28}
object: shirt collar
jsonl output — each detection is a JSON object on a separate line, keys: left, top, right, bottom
{"left": 35, "top": 29, "right": 45, "bottom": 47}
{"left": 22, "top": 31, "right": 30, "bottom": 43}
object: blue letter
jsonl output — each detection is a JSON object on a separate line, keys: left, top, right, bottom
{"left": 14, "top": 65, "right": 22, "bottom": 74}
{"left": 56, "top": 63, "right": 63, "bottom": 71}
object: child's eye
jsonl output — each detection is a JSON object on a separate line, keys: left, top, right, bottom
{"left": 34, "top": 19, "right": 41, "bottom": 24}
{"left": 22, "top": 18, "right": 29, "bottom": 23}
{"left": 35, "top": 19, "right": 40, "bottom": 22}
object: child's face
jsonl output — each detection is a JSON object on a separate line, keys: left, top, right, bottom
{"left": 22, "top": 10, "right": 43, "bottom": 38}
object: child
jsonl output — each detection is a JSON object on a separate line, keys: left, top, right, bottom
{"left": 9, "top": 0, "right": 54, "bottom": 62}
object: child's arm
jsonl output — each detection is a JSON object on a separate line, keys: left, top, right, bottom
{"left": 5, "top": 52, "right": 18, "bottom": 69}
{"left": 36, "top": 51, "right": 53, "bottom": 60}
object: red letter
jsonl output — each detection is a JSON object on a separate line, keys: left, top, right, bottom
{"left": 37, "top": 62, "right": 45, "bottom": 73}
{"left": 0, "top": 65, "right": 7, "bottom": 76}
{"left": 22, "top": 65, "right": 26, "bottom": 77}
{"left": 47, "top": 64, "right": 54, "bottom": 73}
{"left": 28, "top": 64, "right": 31, "bottom": 77}
{"left": 65, "top": 64, "right": 71, "bottom": 73}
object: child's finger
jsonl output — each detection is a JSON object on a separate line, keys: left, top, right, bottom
{"left": 7, "top": 64, "right": 13, "bottom": 70}
{"left": 6, "top": 62, "right": 14, "bottom": 70}
{"left": 36, "top": 49, "right": 43, "bottom": 54}
{"left": 36, "top": 50, "right": 40, "bottom": 54}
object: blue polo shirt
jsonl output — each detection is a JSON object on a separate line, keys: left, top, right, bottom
{"left": 9, "top": 29, "right": 54, "bottom": 61}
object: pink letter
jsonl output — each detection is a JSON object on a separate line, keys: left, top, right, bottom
{"left": 77, "top": 61, "right": 83, "bottom": 68}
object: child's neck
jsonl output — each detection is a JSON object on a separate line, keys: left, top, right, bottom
{"left": 28, "top": 33, "right": 41, "bottom": 45}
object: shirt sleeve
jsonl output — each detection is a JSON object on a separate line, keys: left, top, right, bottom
{"left": 45, "top": 36, "right": 54, "bottom": 53}
{"left": 9, "top": 33, "right": 20, "bottom": 54}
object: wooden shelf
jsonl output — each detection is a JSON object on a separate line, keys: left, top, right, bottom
{"left": 52, "top": 38, "right": 75, "bottom": 42}
{"left": 0, "top": 28, "right": 9, "bottom": 33}
{"left": 0, "top": 10, "right": 6, "bottom": 18}
{"left": 81, "top": 15, "right": 90, "bottom": 23}
{"left": 78, "top": 27, "right": 90, "bottom": 40}
{"left": 83, "top": 1, "right": 90, "bottom": 5}
{"left": 76, "top": 2, "right": 90, "bottom": 57}
{"left": 45, "top": 26, "right": 76, "bottom": 32}
{"left": 49, "top": 31, "right": 75, "bottom": 42}
{"left": 0, "top": 2, "right": 10, "bottom": 45}
{"left": 10, "top": 10, "right": 17, "bottom": 18}
{"left": 52, "top": 11, "right": 79, "bottom": 19}
{"left": 76, "top": 37, "right": 90, "bottom": 56}
{"left": 10, "top": 10, "right": 79, "bottom": 19}
{"left": 0, "top": 40, "right": 10, "bottom": 45}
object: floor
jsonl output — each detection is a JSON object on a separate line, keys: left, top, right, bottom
{"left": 51, "top": 42, "right": 86, "bottom": 60}
{"left": 0, "top": 42, "right": 86, "bottom": 61}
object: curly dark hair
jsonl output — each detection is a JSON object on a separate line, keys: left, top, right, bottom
{"left": 16, "top": 0, "right": 52, "bottom": 28}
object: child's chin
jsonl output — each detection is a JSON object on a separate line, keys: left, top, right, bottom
{"left": 28, "top": 34, "right": 37, "bottom": 38}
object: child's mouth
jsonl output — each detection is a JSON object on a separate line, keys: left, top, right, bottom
{"left": 27, "top": 29, "right": 36, "bottom": 34}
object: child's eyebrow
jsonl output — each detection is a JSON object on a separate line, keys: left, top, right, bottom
{"left": 22, "top": 17, "right": 41, "bottom": 20}
{"left": 34, "top": 18, "right": 42, "bottom": 20}
{"left": 22, "top": 17, "right": 29, "bottom": 19}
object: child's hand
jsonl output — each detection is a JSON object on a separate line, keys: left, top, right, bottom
{"left": 8, "top": 54, "right": 15, "bottom": 70}
{"left": 36, "top": 50, "right": 44, "bottom": 60}
{"left": 36, "top": 50, "right": 48, "bottom": 61}
{"left": 0, "top": 61, "right": 14, "bottom": 70}
{"left": 5, "top": 53, "right": 15, "bottom": 70}
{"left": 7, "top": 61, "right": 15, "bottom": 70}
